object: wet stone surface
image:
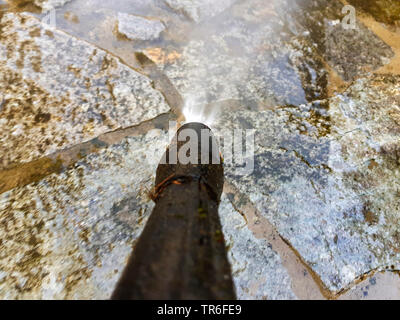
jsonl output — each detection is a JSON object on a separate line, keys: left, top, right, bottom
{"left": 213, "top": 73, "right": 400, "bottom": 293}
{"left": 280, "top": 0, "right": 394, "bottom": 81}
{"left": 117, "top": 13, "right": 165, "bottom": 41}
{"left": 0, "top": 127, "right": 297, "bottom": 300}
{"left": 0, "top": 130, "right": 168, "bottom": 299}
{"left": 145, "top": 0, "right": 329, "bottom": 107}
{"left": 219, "top": 194, "right": 297, "bottom": 300}
{"left": 1, "top": 0, "right": 400, "bottom": 300}
{"left": 144, "top": 0, "right": 393, "bottom": 109}
{"left": 0, "top": 13, "right": 170, "bottom": 168}
{"left": 164, "top": 0, "right": 237, "bottom": 23}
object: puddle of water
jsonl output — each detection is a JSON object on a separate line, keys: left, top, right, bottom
{"left": 2, "top": 0, "right": 332, "bottom": 122}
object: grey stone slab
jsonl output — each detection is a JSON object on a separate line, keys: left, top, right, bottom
{"left": 117, "top": 13, "right": 165, "bottom": 41}
{"left": 213, "top": 74, "right": 400, "bottom": 293}
{"left": 0, "top": 13, "right": 170, "bottom": 168}
{"left": 339, "top": 271, "right": 400, "bottom": 300}
{"left": 219, "top": 194, "right": 297, "bottom": 300}
{"left": 0, "top": 129, "right": 169, "bottom": 299}
{"left": 278, "top": 0, "right": 394, "bottom": 81}
{"left": 0, "top": 124, "right": 297, "bottom": 299}
{"left": 147, "top": 0, "right": 328, "bottom": 107}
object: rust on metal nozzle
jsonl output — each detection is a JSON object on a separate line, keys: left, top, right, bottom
{"left": 154, "top": 122, "right": 224, "bottom": 203}
{"left": 111, "top": 122, "right": 236, "bottom": 300}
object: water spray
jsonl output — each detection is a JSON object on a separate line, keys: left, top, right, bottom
{"left": 181, "top": 97, "right": 219, "bottom": 128}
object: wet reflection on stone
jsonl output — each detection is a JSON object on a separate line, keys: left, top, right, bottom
{"left": 213, "top": 73, "right": 400, "bottom": 293}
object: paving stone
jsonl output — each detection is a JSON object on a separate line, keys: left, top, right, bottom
{"left": 146, "top": 0, "right": 328, "bottom": 108}
{"left": 213, "top": 73, "right": 400, "bottom": 293}
{"left": 0, "top": 125, "right": 298, "bottom": 299}
{"left": 0, "top": 129, "right": 169, "bottom": 299}
{"left": 145, "top": 0, "right": 393, "bottom": 111}
{"left": 219, "top": 194, "right": 297, "bottom": 300}
{"left": 339, "top": 271, "right": 400, "bottom": 300}
{"left": 117, "top": 13, "right": 165, "bottom": 41}
{"left": 1, "top": 0, "right": 399, "bottom": 300}
{"left": 0, "top": 13, "right": 170, "bottom": 168}
{"left": 279, "top": 0, "right": 394, "bottom": 81}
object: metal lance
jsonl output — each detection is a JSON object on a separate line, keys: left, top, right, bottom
{"left": 111, "top": 122, "right": 236, "bottom": 300}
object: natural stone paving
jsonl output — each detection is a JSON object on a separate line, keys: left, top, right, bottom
{"left": 1, "top": 0, "right": 400, "bottom": 300}
{"left": 280, "top": 0, "right": 394, "bottom": 81}
{"left": 339, "top": 271, "right": 400, "bottom": 299}
{"left": 0, "top": 127, "right": 298, "bottom": 299}
{"left": 4, "top": 0, "right": 71, "bottom": 13}
{"left": 145, "top": 0, "right": 329, "bottom": 107}
{"left": 219, "top": 193, "right": 297, "bottom": 300}
{"left": 0, "top": 130, "right": 167, "bottom": 299}
{"left": 213, "top": 73, "right": 400, "bottom": 293}
{"left": 117, "top": 13, "right": 165, "bottom": 41}
{"left": 143, "top": 0, "right": 394, "bottom": 108}
{"left": 0, "top": 13, "right": 169, "bottom": 168}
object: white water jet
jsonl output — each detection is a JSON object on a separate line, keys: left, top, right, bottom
{"left": 182, "top": 96, "right": 219, "bottom": 128}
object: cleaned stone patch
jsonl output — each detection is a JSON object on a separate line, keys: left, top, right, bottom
{"left": 0, "top": 13, "right": 170, "bottom": 168}
{"left": 219, "top": 194, "right": 297, "bottom": 300}
{"left": 213, "top": 73, "right": 400, "bottom": 293}
{"left": 117, "top": 13, "right": 165, "bottom": 41}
